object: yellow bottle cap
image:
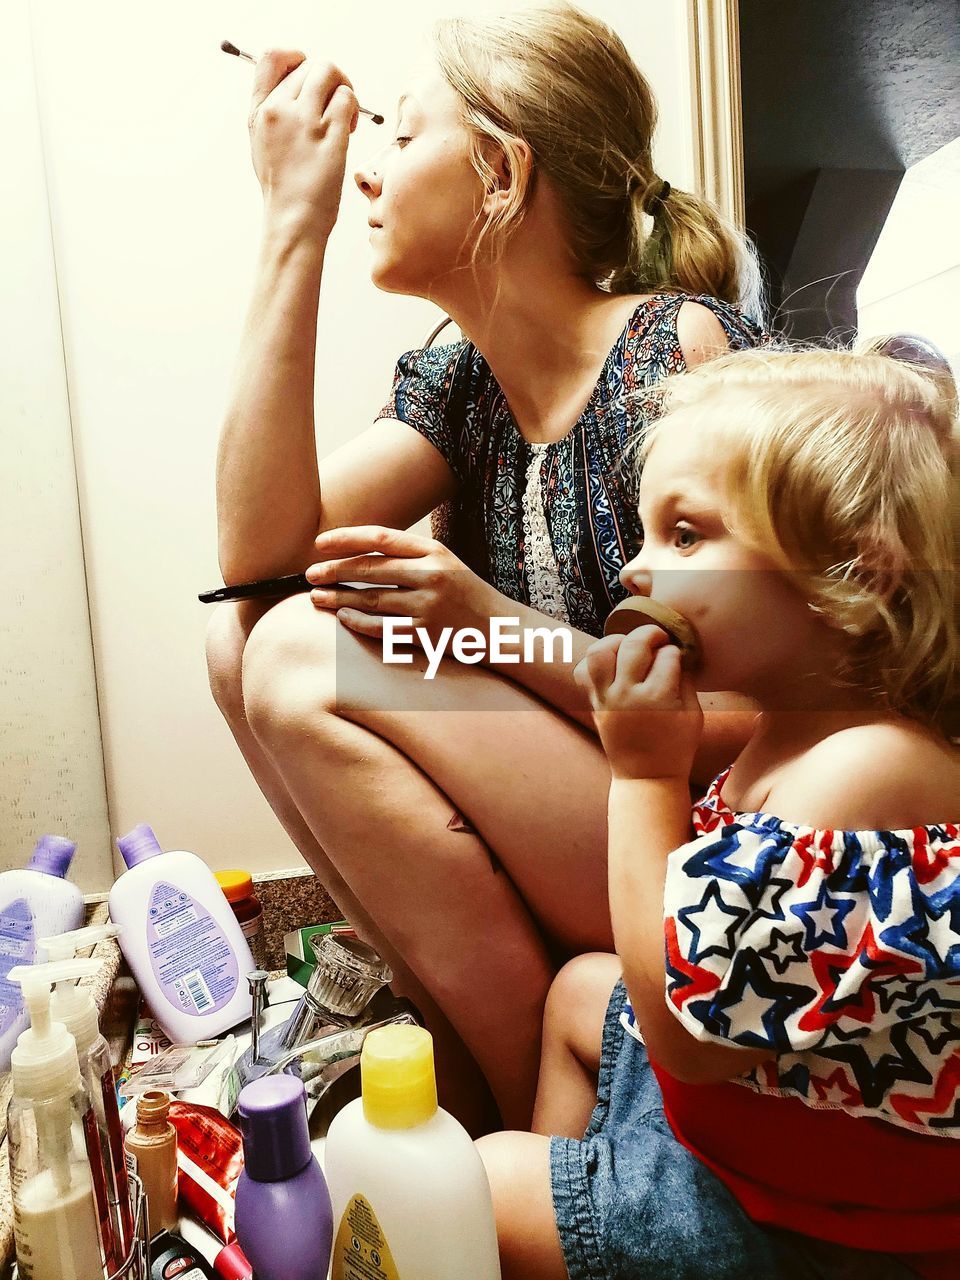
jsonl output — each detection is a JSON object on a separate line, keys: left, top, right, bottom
{"left": 361, "top": 1025, "right": 438, "bottom": 1130}
{"left": 216, "top": 869, "right": 254, "bottom": 903}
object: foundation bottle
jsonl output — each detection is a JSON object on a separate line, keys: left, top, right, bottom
{"left": 124, "top": 1089, "right": 178, "bottom": 1238}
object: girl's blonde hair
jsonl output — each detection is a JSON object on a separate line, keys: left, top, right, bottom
{"left": 433, "top": 3, "right": 763, "bottom": 320}
{"left": 641, "top": 346, "right": 960, "bottom": 732}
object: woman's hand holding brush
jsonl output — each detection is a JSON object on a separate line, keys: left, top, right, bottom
{"left": 244, "top": 50, "right": 361, "bottom": 241}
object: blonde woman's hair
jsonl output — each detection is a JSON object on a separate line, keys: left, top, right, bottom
{"left": 433, "top": 3, "right": 763, "bottom": 320}
{"left": 640, "top": 345, "right": 960, "bottom": 732}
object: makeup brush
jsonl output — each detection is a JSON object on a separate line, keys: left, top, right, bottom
{"left": 220, "top": 40, "right": 384, "bottom": 124}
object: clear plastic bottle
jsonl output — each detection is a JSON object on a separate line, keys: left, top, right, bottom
{"left": 7, "top": 961, "right": 109, "bottom": 1280}
{"left": 325, "top": 1025, "right": 502, "bottom": 1280}
{"left": 42, "top": 925, "right": 134, "bottom": 1272}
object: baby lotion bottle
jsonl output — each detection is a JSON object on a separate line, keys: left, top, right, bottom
{"left": 109, "top": 824, "right": 254, "bottom": 1042}
{"left": 234, "top": 1075, "right": 333, "bottom": 1280}
{"left": 325, "top": 1025, "right": 502, "bottom": 1280}
{"left": 42, "top": 925, "right": 134, "bottom": 1270}
{"left": 0, "top": 836, "right": 85, "bottom": 1072}
{"left": 7, "top": 961, "right": 109, "bottom": 1280}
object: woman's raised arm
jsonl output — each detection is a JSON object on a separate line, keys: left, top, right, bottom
{"left": 216, "top": 52, "right": 455, "bottom": 582}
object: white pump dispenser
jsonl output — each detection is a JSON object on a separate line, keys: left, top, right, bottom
{"left": 41, "top": 925, "right": 120, "bottom": 1055}
{"left": 40, "top": 925, "right": 133, "bottom": 1272}
{"left": 7, "top": 961, "right": 108, "bottom": 1280}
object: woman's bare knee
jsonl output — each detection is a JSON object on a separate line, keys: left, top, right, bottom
{"left": 240, "top": 596, "right": 342, "bottom": 749}
{"left": 205, "top": 598, "right": 280, "bottom": 720}
{"left": 205, "top": 604, "right": 247, "bottom": 718}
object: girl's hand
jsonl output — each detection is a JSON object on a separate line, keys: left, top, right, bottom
{"left": 306, "top": 526, "right": 494, "bottom": 644}
{"left": 574, "top": 627, "right": 703, "bottom": 781}
{"left": 249, "top": 51, "right": 360, "bottom": 239}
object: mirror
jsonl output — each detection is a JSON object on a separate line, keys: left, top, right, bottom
{"left": 2, "top": 0, "right": 698, "bottom": 893}
{"left": 6, "top": 0, "right": 955, "bottom": 899}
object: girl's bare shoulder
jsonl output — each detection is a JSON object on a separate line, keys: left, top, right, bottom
{"left": 762, "top": 720, "right": 959, "bottom": 831}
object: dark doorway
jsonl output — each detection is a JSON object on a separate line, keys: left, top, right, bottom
{"left": 739, "top": 0, "right": 960, "bottom": 342}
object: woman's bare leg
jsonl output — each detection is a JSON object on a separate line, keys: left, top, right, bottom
{"left": 211, "top": 595, "right": 614, "bottom": 1128}
{"left": 532, "top": 952, "right": 621, "bottom": 1138}
{"left": 207, "top": 601, "right": 499, "bottom": 1133}
{"left": 476, "top": 1132, "right": 567, "bottom": 1280}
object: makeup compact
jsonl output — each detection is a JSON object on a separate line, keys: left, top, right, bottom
{"left": 603, "top": 598, "right": 701, "bottom": 668}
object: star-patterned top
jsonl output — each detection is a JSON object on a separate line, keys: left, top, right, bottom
{"left": 623, "top": 766, "right": 960, "bottom": 1137}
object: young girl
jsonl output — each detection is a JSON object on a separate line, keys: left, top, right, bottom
{"left": 477, "top": 345, "right": 960, "bottom": 1278}
{"left": 209, "top": 4, "right": 764, "bottom": 1130}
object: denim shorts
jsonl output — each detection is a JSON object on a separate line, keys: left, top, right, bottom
{"left": 549, "top": 980, "right": 918, "bottom": 1280}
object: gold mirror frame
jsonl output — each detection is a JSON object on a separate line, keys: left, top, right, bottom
{"left": 687, "top": 0, "right": 745, "bottom": 229}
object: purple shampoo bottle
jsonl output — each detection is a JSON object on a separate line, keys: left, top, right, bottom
{"left": 234, "top": 1075, "right": 333, "bottom": 1280}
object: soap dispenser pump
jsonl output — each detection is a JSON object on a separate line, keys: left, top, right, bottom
{"left": 7, "top": 960, "right": 109, "bottom": 1280}
{"left": 40, "top": 924, "right": 134, "bottom": 1271}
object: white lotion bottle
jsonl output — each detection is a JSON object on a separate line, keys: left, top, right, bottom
{"left": 325, "top": 1025, "right": 502, "bottom": 1280}
{"left": 7, "top": 961, "right": 109, "bottom": 1280}
{"left": 109, "top": 824, "right": 254, "bottom": 1042}
{"left": 0, "top": 837, "right": 85, "bottom": 1072}
{"left": 42, "top": 925, "right": 134, "bottom": 1273}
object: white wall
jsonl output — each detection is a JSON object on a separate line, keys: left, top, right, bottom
{"left": 0, "top": 0, "right": 112, "bottom": 890}
{"left": 858, "top": 138, "right": 960, "bottom": 373}
{"left": 22, "top": 0, "right": 697, "bottom": 883}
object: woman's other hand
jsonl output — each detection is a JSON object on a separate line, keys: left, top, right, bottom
{"left": 249, "top": 51, "right": 360, "bottom": 238}
{"left": 574, "top": 627, "right": 702, "bottom": 781}
{"left": 306, "top": 526, "right": 494, "bottom": 644}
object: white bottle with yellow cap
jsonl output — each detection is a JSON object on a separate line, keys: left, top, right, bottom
{"left": 324, "top": 1024, "right": 501, "bottom": 1280}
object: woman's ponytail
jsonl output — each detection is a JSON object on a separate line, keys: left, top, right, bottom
{"left": 612, "top": 176, "right": 764, "bottom": 322}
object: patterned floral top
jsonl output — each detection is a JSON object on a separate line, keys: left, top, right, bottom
{"left": 376, "top": 293, "right": 764, "bottom": 636}
{"left": 624, "top": 767, "right": 960, "bottom": 1138}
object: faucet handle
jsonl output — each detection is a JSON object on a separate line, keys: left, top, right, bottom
{"left": 307, "top": 934, "right": 392, "bottom": 1018}
{"left": 247, "top": 970, "right": 271, "bottom": 1065}
{"left": 247, "top": 969, "right": 271, "bottom": 1005}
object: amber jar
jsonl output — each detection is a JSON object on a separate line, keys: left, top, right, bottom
{"left": 215, "top": 870, "right": 266, "bottom": 968}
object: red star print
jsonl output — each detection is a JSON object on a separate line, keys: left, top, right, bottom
{"left": 793, "top": 829, "right": 837, "bottom": 889}
{"left": 798, "top": 923, "right": 923, "bottom": 1034}
{"left": 911, "top": 824, "right": 960, "bottom": 885}
{"left": 665, "top": 917, "right": 721, "bottom": 1011}
{"left": 890, "top": 1050, "right": 960, "bottom": 1127}
{"left": 810, "top": 1067, "right": 863, "bottom": 1108}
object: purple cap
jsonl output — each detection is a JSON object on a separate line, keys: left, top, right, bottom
{"left": 116, "top": 823, "right": 163, "bottom": 869}
{"left": 27, "top": 835, "right": 77, "bottom": 879}
{"left": 237, "top": 1075, "right": 312, "bottom": 1182}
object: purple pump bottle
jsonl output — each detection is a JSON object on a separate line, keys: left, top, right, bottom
{"left": 234, "top": 1075, "right": 333, "bottom": 1280}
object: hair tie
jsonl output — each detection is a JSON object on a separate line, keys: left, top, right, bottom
{"left": 639, "top": 176, "right": 671, "bottom": 216}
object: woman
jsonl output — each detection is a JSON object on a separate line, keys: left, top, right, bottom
{"left": 208, "top": 3, "right": 764, "bottom": 1133}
